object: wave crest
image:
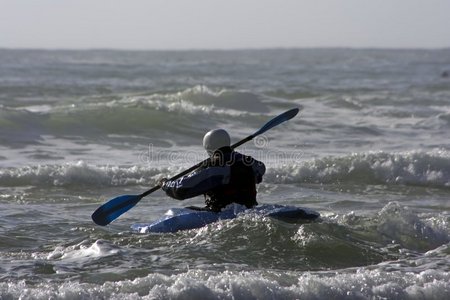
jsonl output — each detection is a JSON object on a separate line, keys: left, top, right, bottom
{"left": 1, "top": 150, "right": 448, "bottom": 189}
{"left": 267, "top": 149, "right": 450, "bottom": 188}
{"left": 0, "top": 86, "right": 272, "bottom": 140}
{"left": 0, "top": 161, "right": 172, "bottom": 187}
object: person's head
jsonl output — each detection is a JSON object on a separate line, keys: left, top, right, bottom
{"left": 203, "top": 129, "right": 230, "bottom": 156}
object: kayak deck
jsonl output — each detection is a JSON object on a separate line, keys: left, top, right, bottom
{"left": 131, "top": 204, "right": 320, "bottom": 233}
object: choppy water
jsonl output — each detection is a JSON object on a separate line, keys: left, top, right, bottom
{"left": 1, "top": 48, "right": 449, "bottom": 299}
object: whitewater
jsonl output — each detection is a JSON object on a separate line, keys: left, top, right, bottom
{"left": 0, "top": 48, "right": 449, "bottom": 299}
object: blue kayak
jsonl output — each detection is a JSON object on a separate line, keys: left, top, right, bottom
{"left": 131, "top": 204, "right": 320, "bottom": 233}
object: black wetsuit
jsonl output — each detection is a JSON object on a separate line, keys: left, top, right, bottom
{"left": 161, "top": 146, "right": 265, "bottom": 212}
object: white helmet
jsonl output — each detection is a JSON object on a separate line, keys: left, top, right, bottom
{"left": 203, "top": 129, "right": 231, "bottom": 155}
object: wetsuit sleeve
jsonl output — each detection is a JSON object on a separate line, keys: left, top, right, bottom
{"left": 252, "top": 159, "right": 266, "bottom": 184}
{"left": 161, "top": 166, "right": 231, "bottom": 200}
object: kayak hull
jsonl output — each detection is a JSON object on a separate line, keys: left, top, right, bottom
{"left": 131, "top": 204, "right": 320, "bottom": 233}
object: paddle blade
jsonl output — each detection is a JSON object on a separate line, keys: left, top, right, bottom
{"left": 91, "top": 194, "right": 142, "bottom": 226}
{"left": 253, "top": 108, "right": 300, "bottom": 136}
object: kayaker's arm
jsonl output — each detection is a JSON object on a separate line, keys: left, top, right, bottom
{"left": 252, "top": 159, "right": 265, "bottom": 184}
{"left": 161, "top": 166, "right": 231, "bottom": 200}
{"left": 238, "top": 153, "right": 265, "bottom": 184}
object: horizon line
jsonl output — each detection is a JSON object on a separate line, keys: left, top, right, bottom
{"left": 1, "top": 46, "right": 449, "bottom": 52}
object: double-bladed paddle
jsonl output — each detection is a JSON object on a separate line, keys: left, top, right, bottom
{"left": 92, "top": 107, "right": 300, "bottom": 226}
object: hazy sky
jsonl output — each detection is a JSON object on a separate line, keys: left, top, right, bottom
{"left": 1, "top": 0, "right": 449, "bottom": 50}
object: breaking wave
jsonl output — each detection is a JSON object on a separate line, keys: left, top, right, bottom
{"left": 1, "top": 150, "right": 448, "bottom": 189}
{"left": 267, "top": 149, "right": 450, "bottom": 188}
{"left": 1, "top": 265, "right": 449, "bottom": 300}
{"left": 0, "top": 86, "right": 276, "bottom": 141}
{"left": 0, "top": 161, "right": 168, "bottom": 188}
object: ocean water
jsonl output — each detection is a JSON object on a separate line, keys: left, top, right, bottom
{"left": 0, "top": 48, "right": 449, "bottom": 299}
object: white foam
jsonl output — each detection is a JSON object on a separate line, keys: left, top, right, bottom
{"left": 1, "top": 267, "right": 449, "bottom": 299}
{"left": 266, "top": 149, "right": 450, "bottom": 188}
{"left": 0, "top": 160, "right": 173, "bottom": 187}
{"left": 1, "top": 149, "right": 449, "bottom": 189}
{"left": 126, "top": 87, "right": 265, "bottom": 118}
{"left": 376, "top": 202, "right": 449, "bottom": 250}
{"left": 47, "top": 239, "right": 121, "bottom": 260}
{"left": 6, "top": 85, "right": 267, "bottom": 119}
{"left": 46, "top": 239, "right": 123, "bottom": 274}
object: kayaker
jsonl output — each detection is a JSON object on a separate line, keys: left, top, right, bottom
{"left": 159, "top": 129, "right": 266, "bottom": 212}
